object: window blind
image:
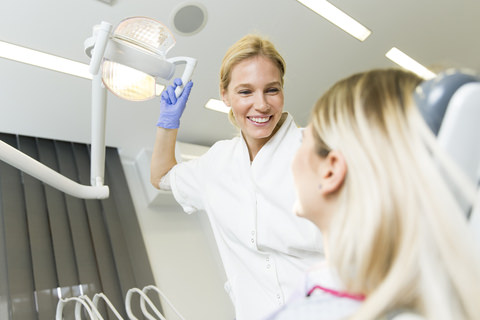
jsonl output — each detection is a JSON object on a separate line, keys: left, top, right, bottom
{"left": 0, "top": 133, "right": 159, "bottom": 320}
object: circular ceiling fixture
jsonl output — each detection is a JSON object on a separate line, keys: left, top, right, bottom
{"left": 170, "top": 2, "right": 208, "bottom": 36}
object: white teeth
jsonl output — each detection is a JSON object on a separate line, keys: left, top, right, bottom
{"left": 250, "top": 117, "right": 269, "bottom": 123}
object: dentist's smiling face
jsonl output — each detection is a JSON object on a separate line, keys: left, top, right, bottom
{"left": 222, "top": 55, "right": 284, "bottom": 151}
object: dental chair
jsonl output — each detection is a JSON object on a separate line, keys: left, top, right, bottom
{"left": 414, "top": 68, "right": 480, "bottom": 246}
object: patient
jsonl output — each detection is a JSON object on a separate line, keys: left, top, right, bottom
{"left": 270, "top": 68, "right": 480, "bottom": 319}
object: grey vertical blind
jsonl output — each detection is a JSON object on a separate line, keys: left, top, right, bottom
{"left": 0, "top": 133, "right": 159, "bottom": 320}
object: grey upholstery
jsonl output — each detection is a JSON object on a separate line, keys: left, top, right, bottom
{"left": 414, "top": 69, "right": 479, "bottom": 135}
{"left": 415, "top": 69, "right": 480, "bottom": 222}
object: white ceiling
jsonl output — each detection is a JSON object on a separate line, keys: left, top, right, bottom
{"left": 1, "top": 0, "right": 479, "bottom": 161}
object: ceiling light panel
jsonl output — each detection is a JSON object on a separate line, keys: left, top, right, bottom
{"left": 296, "top": 0, "right": 371, "bottom": 41}
{"left": 386, "top": 47, "right": 436, "bottom": 80}
{"left": 0, "top": 41, "right": 91, "bottom": 79}
{"left": 205, "top": 98, "right": 230, "bottom": 113}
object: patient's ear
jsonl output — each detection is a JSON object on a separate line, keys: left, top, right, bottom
{"left": 319, "top": 150, "right": 347, "bottom": 195}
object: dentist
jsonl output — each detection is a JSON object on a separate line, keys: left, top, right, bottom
{"left": 150, "top": 34, "right": 323, "bottom": 320}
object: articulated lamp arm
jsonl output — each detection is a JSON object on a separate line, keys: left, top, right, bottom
{"left": 0, "top": 140, "right": 109, "bottom": 199}
{"left": 0, "top": 22, "right": 111, "bottom": 199}
{"left": 0, "top": 17, "right": 196, "bottom": 200}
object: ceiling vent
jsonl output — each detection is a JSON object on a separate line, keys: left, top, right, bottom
{"left": 170, "top": 2, "right": 208, "bottom": 36}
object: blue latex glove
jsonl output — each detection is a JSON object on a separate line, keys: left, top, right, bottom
{"left": 156, "top": 78, "right": 194, "bottom": 129}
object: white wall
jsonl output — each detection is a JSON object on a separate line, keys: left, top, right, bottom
{"left": 121, "top": 150, "right": 235, "bottom": 320}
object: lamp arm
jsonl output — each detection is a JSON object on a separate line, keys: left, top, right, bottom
{"left": 90, "top": 73, "right": 107, "bottom": 187}
{"left": 167, "top": 56, "right": 197, "bottom": 97}
{"left": 0, "top": 140, "right": 109, "bottom": 199}
{"left": 88, "top": 21, "right": 112, "bottom": 75}
{"left": 0, "top": 21, "right": 112, "bottom": 200}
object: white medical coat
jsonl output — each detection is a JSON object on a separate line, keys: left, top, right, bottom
{"left": 168, "top": 113, "right": 324, "bottom": 320}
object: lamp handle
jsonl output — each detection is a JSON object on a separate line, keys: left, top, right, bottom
{"left": 167, "top": 56, "right": 198, "bottom": 98}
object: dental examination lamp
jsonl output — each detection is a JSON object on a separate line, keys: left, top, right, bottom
{"left": 0, "top": 17, "right": 197, "bottom": 199}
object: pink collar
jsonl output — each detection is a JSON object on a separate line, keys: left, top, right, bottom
{"left": 306, "top": 285, "right": 366, "bottom": 301}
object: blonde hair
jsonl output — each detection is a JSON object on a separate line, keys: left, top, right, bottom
{"left": 311, "top": 68, "right": 480, "bottom": 319}
{"left": 219, "top": 34, "right": 286, "bottom": 127}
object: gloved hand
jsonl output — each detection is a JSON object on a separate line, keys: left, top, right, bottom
{"left": 156, "top": 78, "right": 194, "bottom": 129}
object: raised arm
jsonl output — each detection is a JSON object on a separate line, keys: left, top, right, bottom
{"left": 150, "top": 78, "right": 193, "bottom": 189}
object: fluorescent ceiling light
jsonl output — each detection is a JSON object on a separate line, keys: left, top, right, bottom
{"left": 205, "top": 98, "right": 230, "bottom": 114}
{"left": 0, "top": 40, "right": 92, "bottom": 79}
{"left": 0, "top": 40, "right": 167, "bottom": 93}
{"left": 386, "top": 47, "right": 436, "bottom": 80}
{"left": 296, "top": 0, "right": 371, "bottom": 41}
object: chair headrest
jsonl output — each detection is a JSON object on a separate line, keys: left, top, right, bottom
{"left": 414, "top": 69, "right": 480, "bottom": 135}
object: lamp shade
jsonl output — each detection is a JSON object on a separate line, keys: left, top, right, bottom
{"left": 102, "top": 17, "right": 176, "bottom": 101}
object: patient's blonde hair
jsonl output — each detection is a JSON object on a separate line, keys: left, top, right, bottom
{"left": 311, "top": 68, "right": 480, "bottom": 319}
